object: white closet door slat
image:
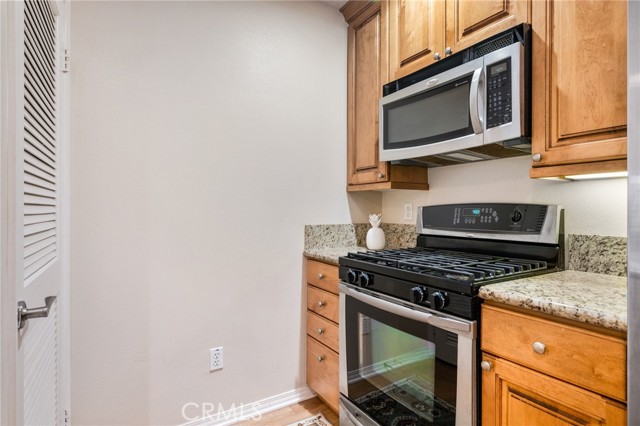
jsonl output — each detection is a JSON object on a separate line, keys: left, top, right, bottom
{"left": 24, "top": 194, "right": 56, "bottom": 206}
{"left": 24, "top": 1, "right": 56, "bottom": 62}
{"left": 24, "top": 148, "right": 55, "bottom": 177}
{"left": 24, "top": 162, "right": 55, "bottom": 185}
{"left": 27, "top": 0, "right": 56, "bottom": 45}
{"left": 23, "top": 250, "right": 57, "bottom": 280}
{"left": 24, "top": 214, "right": 56, "bottom": 226}
{"left": 25, "top": 116, "right": 56, "bottom": 156}
{"left": 24, "top": 23, "right": 55, "bottom": 86}
{"left": 24, "top": 204, "right": 56, "bottom": 215}
{"left": 24, "top": 236, "right": 56, "bottom": 258}
{"left": 25, "top": 170, "right": 56, "bottom": 191}
{"left": 25, "top": 78, "right": 55, "bottom": 129}
{"left": 24, "top": 221, "right": 56, "bottom": 237}
{"left": 23, "top": 228, "right": 56, "bottom": 247}
{"left": 24, "top": 182, "right": 55, "bottom": 199}
{"left": 24, "top": 15, "right": 55, "bottom": 74}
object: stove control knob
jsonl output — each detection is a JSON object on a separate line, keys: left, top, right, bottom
{"left": 359, "top": 273, "right": 372, "bottom": 287}
{"left": 346, "top": 269, "right": 358, "bottom": 284}
{"left": 410, "top": 287, "right": 425, "bottom": 303}
{"left": 511, "top": 208, "right": 523, "bottom": 223}
{"left": 430, "top": 291, "right": 449, "bottom": 310}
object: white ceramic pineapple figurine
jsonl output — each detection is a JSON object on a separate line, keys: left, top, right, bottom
{"left": 366, "top": 214, "right": 385, "bottom": 250}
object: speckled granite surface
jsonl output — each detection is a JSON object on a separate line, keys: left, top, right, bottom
{"left": 479, "top": 270, "right": 627, "bottom": 332}
{"left": 304, "top": 224, "right": 416, "bottom": 265}
{"left": 568, "top": 235, "right": 627, "bottom": 276}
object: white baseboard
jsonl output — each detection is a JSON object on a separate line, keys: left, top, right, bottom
{"left": 179, "top": 387, "right": 317, "bottom": 426}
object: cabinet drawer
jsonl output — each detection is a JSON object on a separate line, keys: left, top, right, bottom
{"left": 306, "top": 260, "right": 339, "bottom": 294}
{"left": 307, "top": 311, "right": 339, "bottom": 352}
{"left": 307, "top": 285, "right": 339, "bottom": 323}
{"left": 307, "top": 336, "right": 339, "bottom": 412}
{"left": 481, "top": 305, "right": 626, "bottom": 402}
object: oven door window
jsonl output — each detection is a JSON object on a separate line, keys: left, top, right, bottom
{"left": 344, "top": 296, "right": 458, "bottom": 425}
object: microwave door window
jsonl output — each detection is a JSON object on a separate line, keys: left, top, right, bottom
{"left": 385, "top": 78, "right": 474, "bottom": 149}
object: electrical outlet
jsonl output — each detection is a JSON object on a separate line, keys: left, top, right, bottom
{"left": 404, "top": 203, "right": 413, "bottom": 221}
{"left": 209, "top": 347, "right": 223, "bottom": 371}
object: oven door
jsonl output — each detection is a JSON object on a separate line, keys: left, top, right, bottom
{"left": 339, "top": 283, "right": 477, "bottom": 426}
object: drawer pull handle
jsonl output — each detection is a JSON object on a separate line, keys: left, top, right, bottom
{"left": 317, "top": 355, "right": 325, "bottom": 362}
{"left": 317, "top": 301, "right": 326, "bottom": 307}
{"left": 318, "top": 273, "right": 325, "bottom": 280}
{"left": 532, "top": 341, "right": 546, "bottom": 354}
{"left": 317, "top": 328, "right": 325, "bottom": 335}
{"left": 480, "top": 361, "right": 493, "bottom": 372}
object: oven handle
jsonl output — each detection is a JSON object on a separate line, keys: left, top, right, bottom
{"left": 340, "top": 284, "right": 472, "bottom": 334}
{"left": 469, "top": 67, "right": 484, "bottom": 134}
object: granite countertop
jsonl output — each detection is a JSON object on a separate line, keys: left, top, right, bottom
{"left": 304, "top": 246, "right": 365, "bottom": 266}
{"left": 304, "top": 224, "right": 628, "bottom": 332}
{"left": 479, "top": 270, "right": 627, "bottom": 332}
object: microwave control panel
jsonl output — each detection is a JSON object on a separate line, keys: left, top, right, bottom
{"left": 486, "top": 58, "right": 512, "bottom": 129}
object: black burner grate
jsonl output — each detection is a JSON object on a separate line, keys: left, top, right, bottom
{"left": 347, "top": 248, "right": 547, "bottom": 283}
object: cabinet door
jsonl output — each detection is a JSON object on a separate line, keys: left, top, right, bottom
{"left": 386, "top": 0, "right": 445, "bottom": 80}
{"left": 347, "top": 3, "right": 389, "bottom": 186}
{"left": 530, "top": 0, "right": 627, "bottom": 175}
{"left": 482, "top": 355, "right": 627, "bottom": 426}
{"left": 445, "top": 0, "right": 529, "bottom": 56}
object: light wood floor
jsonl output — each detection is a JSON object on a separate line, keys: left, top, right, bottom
{"left": 233, "top": 397, "right": 339, "bottom": 425}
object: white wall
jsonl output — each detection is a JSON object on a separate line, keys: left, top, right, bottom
{"left": 382, "top": 156, "right": 627, "bottom": 237}
{"left": 69, "top": 2, "right": 376, "bottom": 424}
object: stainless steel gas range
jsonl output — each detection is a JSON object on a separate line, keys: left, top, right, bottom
{"left": 338, "top": 203, "right": 564, "bottom": 426}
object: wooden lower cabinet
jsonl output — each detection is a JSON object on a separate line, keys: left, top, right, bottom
{"left": 306, "top": 336, "right": 339, "bottom": 412}
{"left": 481, "top": 304, "right": 627, "bottom": 425}
{"left": 482, "top": 355, "right": 626, "bottom": 425}
{"left": 305, "top": 259, "right": 340, "bottom": 412}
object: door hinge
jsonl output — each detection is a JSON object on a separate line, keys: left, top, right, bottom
{"left": 63, "top": 48, "right": 70, "bottom": 73}
{"left": 65, "top": 408, "right": 70, "bottom": 424}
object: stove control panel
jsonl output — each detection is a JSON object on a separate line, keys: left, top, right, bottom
{"left": 419, "top": 203, "right": 558, "bottom": 236}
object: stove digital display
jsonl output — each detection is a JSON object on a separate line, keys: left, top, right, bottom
{"left": 463, "top": 208, "right": 481, "bottom": 216}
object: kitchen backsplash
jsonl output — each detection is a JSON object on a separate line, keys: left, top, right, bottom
{"left": 568, "top": 235, "right": 627, "bottom": 276}
{"left": 305, "top": 224, "right": 627, "bottom": 277}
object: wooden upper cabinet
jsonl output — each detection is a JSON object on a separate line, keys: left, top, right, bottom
{"left": 445, "top": 0, "right": 530, "bottom": 55}
{"left": 530, "top": 0, "right": 627, "bottom": 178}
{"left": 347, "top": 3, "right": 389, "bottom": 186}
{"left": 385, "top": 0, "right": 529, "bottom": 81}
{"left": 386, "top": 0, "right": 444, "bottom": 80}
{"left": 343, "top": 1, "right": 429, "bottom": 191}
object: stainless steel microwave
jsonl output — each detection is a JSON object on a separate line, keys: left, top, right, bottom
{"left": 380, "top": 25, "right": 531, "bottom": 165}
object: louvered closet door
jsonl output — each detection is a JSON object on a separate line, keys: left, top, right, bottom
{"left": 12, "top": 0, "right": 69, "bottom": 424}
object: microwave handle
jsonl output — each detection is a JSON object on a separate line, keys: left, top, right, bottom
{"left": 469, "top": 67, "right": 484, "bottom": 134}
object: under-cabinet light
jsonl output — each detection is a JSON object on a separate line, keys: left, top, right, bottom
{"left": 564, "top": 171, "right": 628, "bottom": 181}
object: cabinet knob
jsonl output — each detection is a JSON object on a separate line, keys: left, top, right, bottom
{"left": 532, "top": 341, "right": 546, "bottom": 355}
{"left": 480, "top": 360, "right": 493, "bottom": 372}
{"left": 317, "top": 355, "right": 325, "bottom": 362}
{"left": 434, "top": 52, "right": 442, "bottom": 61}
{"left": 532, "top": 153, "right": 542, "bottom": 162}
{"left": 445, "top": 47, "right": 453, "bottom": 56}
{"left": 317, "top": 300, "right": 326, "bottom": 307}
{"left": 317, "top": 328, "right": 325, "bottom": 335}
{"left": 377, "top": 172, "right": 385, "bottom": 179}
{"left": 317, "top": 273, "right": 325, "bottom": 280}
